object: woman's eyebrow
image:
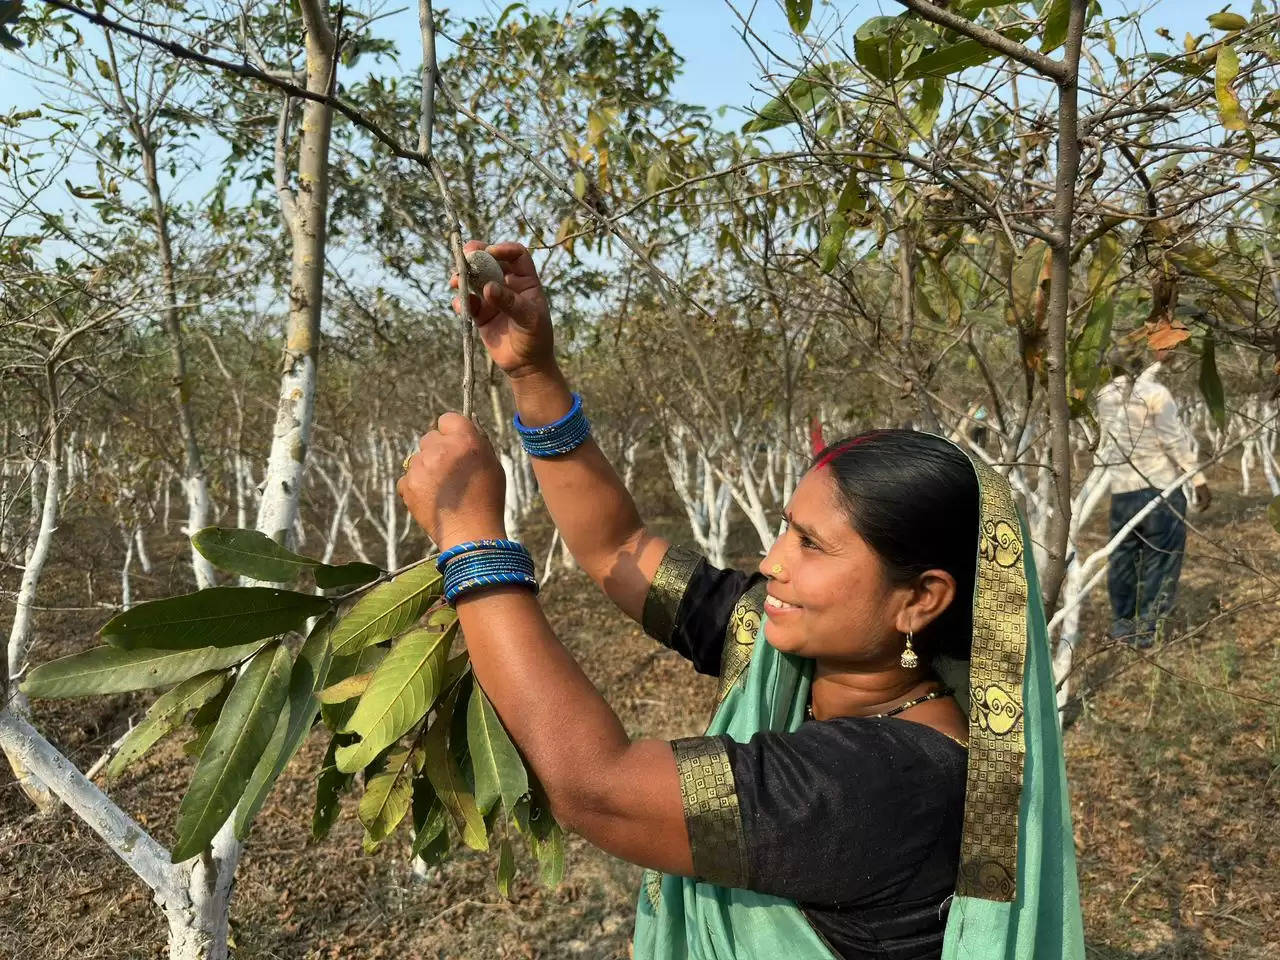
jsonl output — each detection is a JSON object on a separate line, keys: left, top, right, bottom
{"left": 783, "top": 511, "right": 828, "bottom": 546}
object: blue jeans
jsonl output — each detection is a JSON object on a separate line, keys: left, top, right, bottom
{"left": 1107, "top": 488, "right": 1187, "bottom": 646}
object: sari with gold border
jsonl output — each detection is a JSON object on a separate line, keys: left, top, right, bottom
{"left": 631, "top": 443, "right": 1086, "bottom": 959}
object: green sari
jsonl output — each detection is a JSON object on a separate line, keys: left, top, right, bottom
{"left": 632, "top": 446, "right": 1085, "bottom": 959}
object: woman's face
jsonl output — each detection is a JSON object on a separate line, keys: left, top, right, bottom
{"left": 757, "top": 468, "right": 910, "bottom": 666}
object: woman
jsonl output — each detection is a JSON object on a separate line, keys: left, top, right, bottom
{"left": 397, "top": 241, "right": 1086, "bottom": 959}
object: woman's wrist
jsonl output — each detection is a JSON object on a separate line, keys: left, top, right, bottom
{"left": 437, "top": 517, "right": 507, "bottom": 554}
{"left": 508, "top": 364, "right": 574, "bottom": 427}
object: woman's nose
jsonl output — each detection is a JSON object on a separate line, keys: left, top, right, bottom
{"left": 759, "top": 541, "right": 784, "bottom": 579}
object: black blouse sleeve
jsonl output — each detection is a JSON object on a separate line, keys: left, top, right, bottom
{"left": 640, "top": 543, "right": 764, "bottom": 677}
{"left": 670, "top": 719, "right": 967, "bottom": 907}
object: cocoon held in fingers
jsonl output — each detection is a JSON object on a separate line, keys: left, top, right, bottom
{"left": 465, "top": 250, "right": 506, "bottom": 292}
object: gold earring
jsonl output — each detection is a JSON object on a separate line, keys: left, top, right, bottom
{"left": 900, "top": 630, "right": 919, "bottom": 670}
{"left": 771, "top": 562, "right": 783, "bottom": 575}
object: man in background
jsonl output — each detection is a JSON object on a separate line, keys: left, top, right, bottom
{"left": 1096, "top": 345, "right": 1211, "bottom": 648}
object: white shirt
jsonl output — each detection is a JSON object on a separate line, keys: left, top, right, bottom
{"left": 1095, "top": 362, "right": 1207, "bottom": 494}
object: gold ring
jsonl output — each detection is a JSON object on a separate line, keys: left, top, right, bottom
{"left": 402, "top": 452, "right": 417, "bottom": 472}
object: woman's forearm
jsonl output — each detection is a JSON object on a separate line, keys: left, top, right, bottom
{"left": 451, "top": 582, "right": 692, "bottom": 874}
{"left": 453, "top": 584, "right": 632, "bottom": 821}
{"left": 508, "top": 366, "right": 666, "bottom": 622}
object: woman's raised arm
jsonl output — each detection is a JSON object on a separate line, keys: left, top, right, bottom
{"left": 453, "top": 240, "right": 669, "bottom": 624}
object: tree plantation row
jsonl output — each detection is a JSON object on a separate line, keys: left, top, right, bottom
{"left": 3, "top": 1, "right": 1280, "bottom": 957}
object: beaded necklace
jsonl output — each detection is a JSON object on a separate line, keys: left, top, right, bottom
{"left": 805, "top": 685, "right": 954, "bottom": 722}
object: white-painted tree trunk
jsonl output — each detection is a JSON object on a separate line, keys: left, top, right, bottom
{"left": 3, "top": 456, "right": 60, "bottom": 813}
{"left": 120, "top": 523, "right": 136, "bottom": 611}
{"left": 662, "top": 432, "right": 734, "bottom": 567}
{"left": 1050, "top": 465, "right": 1111, "bottom": 717}
{"left": 135, "top": 525, "right": 153, "bottom": 575}
{"left": 498, "top": 449, "right": 523, "bottom": 543}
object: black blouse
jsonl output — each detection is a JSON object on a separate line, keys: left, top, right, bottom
{"left": 642, "top": 546, "right": 967, "bottom": 960}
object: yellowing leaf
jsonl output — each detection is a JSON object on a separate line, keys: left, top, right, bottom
{"left": 317, "top": 671, "right": 374, "bottom": 704}
{"left": 423, "top": 684, "right": 488, "bottom": 851}
{"left": 1215, "top": 44, "right": 1248, "bottom": 131}
{"left": 1207, "top": 12, "right": 1249, "bottom": 31}
{"left": 359, "top": 743, "right": 424, "bottom": 852}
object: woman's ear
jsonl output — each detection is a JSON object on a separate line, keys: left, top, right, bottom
{"left": 896, "top": 569, "right": 957, "bottom": 634}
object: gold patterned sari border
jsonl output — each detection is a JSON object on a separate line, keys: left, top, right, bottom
{"left": 642, "top": 543, "right": 702, "bottom": 647}
{"left": 671, "top": 736, "right": 748, "bottom": 889}
{"left": 956, "top": 456, "right": 1028, "bottom": 902}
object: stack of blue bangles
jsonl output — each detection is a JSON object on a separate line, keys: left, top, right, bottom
{"left": 513, "top": 392, "right": 591, "bottom": 458}
{"left": 437, "top": 395, "right": 588, "bottom": 603}
{"left": 437, "top": 538, "right": 538, "bottom": 603}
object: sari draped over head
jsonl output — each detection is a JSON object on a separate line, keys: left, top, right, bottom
{"left": 631, "top": 442, "right": 1086, "bottom": 960}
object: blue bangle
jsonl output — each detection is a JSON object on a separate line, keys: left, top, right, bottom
{"left": 445, "top": 571, "right": 539, "bottom": 603}
{"left": 438, "top": 539, "right": 538, "bottom": 603}
{"left": 513, "top": 393, "right": 591, "bottom": 458}
{"left": 437, "top": 538, "right": 527, "bottom": 570}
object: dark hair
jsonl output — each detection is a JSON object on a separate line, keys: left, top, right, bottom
{"left": 813, "top": 429, "right": 979, "bottom": 661}
{"left": 1106, "top": 343, "right": 1147, "bottom": 379}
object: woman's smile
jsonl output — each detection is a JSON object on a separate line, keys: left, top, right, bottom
{"left": 764, "top": 593, "right": 802, "bottom": 614}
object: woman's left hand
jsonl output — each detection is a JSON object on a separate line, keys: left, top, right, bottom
{"left": 397, "top": 413, "right": 506, "bottom": 549}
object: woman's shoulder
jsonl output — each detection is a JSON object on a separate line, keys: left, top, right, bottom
{"left": 756, "top": 714, "right": 968, "bottom": 790}
{"left": 822, "top": 715, "right": 969, "bottom": 781}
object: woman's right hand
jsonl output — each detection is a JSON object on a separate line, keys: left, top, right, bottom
{"left": 451, "top": 240, "right": 555, "bottom": 380}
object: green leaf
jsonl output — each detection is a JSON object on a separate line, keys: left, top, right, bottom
{"left": 835, "top": 174, "right": 864, "bottom": 215}
{"left": 468, "top": 686, "right": 528, "bottom": 817}
{"left": 410, "top": 773, "right": 449, "bottom": 861}
{"left": 819, "top": 213, "right": 849, "bottom": 274}
{"left": 232, "top": 703, "right": 290, "bottom": 840}
{"left": 423, "top": 685, "right": 488, "bottom": 851}
{"left": 497, "top": 836, "right": 515, "bottom": 898}
{"left": 335, "top": 623, "right": 456, "bottom": 773}
{"left": 1267, "top": 496, "right": 1280, "bottom": 535}
{"left": 1198, "top": 334, "right": 1226, "bottom": 429}
{"left": 94, "top": 57, "right": 112, "bottom": 80}
{"left": 741, "top": 67, "right": 855, "bottom": 133}
{"left": 785, "top": 0, "right": 812, "bottom": 34}
{"left": 314, "top": 562, "right": 382, "bottom": 590}
{"left": 534, "top": 820, "right": 565, "bottom": 886}
{"left": 359, "top": 742, "right": 425, "bottom": 852}
{"left": 909, "top": 77, "right": 943, "bottom": 138}
{"left": 105, "top": 671, "right": 228, "bottom": 780}
{"left": 1041, "top": 0, "right": 1071, "bottom": 53}
{"left": 22, "top": 640, "right": 268, "bottom": 699}
{"left": 172, "top": 641, "right": 292, "bottom": 861}
{"left": 521, "top": 774, "right": 565, "bottom": 887}
{"left": 1208, "top": 12, "right": 1249, "bottom": 31}
{"left": 329, "top": 563, "right": 443, "bottom": 657}
{"left": 192, "top": 527, "right": 318, "bottom": 583}
{"left": 314, "top": 732, "right": 357, "bottom": 841}
{"left": 902, "top": 28, "right": 1031, "bottom": 81}
{"left": 572, "top": 169, "right": 587, "bottom": 200}
{"left": 233, "top": 612, "right": 335, "bottom": 840}
{"left": 1216, "top": 44, "right": 1248, "bottom": 131}
{"left": 1070, "top": 298, "right": 1113, "bottom": 395}
{"left": 101, "top": 587, "right": 329, "bottom": 650}
{"left": 320, "top": 644, "right": 387, "bottom": 732}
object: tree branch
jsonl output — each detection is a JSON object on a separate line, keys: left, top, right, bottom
{"left": 0, "top": 709, "right": 187, "bottom": 905}
{"left": 893, "top": 0, "right": 1069, "bottom": 82}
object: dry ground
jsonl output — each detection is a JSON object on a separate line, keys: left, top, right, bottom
{"left": 2, "top": 461, "right": 1277, "bottom": 959}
